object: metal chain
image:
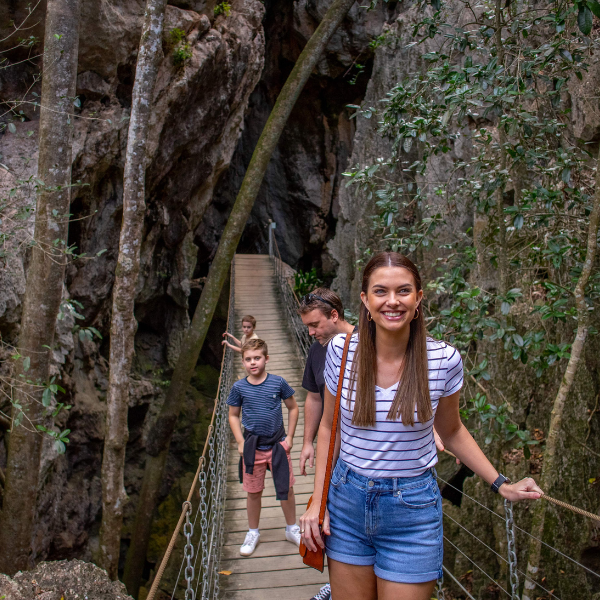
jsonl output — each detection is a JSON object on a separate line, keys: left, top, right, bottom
{"left": 504, "top": 499, "right": 520, "bottom": 600}
{"left": 437, "top": 576, "right": 446, "bottom": 600}
{"left": 183, "top": 502, "right": 195, "bottom": 600}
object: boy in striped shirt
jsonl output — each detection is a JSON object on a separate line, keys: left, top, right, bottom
{"left": 227, "top": 338, "right": 301, "bottom": 556}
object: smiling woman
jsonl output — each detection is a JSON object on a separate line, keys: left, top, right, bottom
{"left": 300, "top": 251, "right": 544, "bottom": 600}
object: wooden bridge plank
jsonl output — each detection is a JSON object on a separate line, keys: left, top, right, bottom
{"left": 221, "top": 539, "right": 299, "bottom": 560}
{"left": 220, "top": 553, "right": 309, "bottom": 574}
{"left": 220, "top": 585, "right": 326, "bottom": 600}
{"left": 220, "top": 568, "right": 328, "bottom": 591}
{"left": 226, "top": 492, "right": 312, "bottom": 511}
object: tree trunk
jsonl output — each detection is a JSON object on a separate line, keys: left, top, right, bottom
{"left": 494, "top": 0, "right": 509, "bottom": 295}
{"left": 122, "top": 0, "right": 357, "bottom": 593}
{"left": 0, "top": 0, "right": 81, "bottom": 575}
{"left": 521, "top": 148, "right": 600, "bottom": 600}
{"left": 98, "top": 0, "right": 168, "bottom": 580}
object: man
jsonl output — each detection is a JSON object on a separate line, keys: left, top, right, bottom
{"left": 298, "top": 288, "right": 354, "bottom": 600}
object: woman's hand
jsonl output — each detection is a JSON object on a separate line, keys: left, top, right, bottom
{"left": 300, "top": 503, "right": 327, "bottom": 552}
{"left": 499, "top": 477, "right": 543, "bottom": 502}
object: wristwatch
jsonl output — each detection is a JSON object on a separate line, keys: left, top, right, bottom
{"left": 491, "top": 474, "right": 511, "bottom": 493}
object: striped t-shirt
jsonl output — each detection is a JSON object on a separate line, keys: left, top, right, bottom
{"left": 325, "top": 333, "right": 463, "bottom": 478}
{"left": 227, "top": 374, "right": 295, "bottom": 449}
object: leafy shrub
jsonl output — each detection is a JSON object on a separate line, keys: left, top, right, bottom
{"left": 172, "top": 42, "right": 192, "bottom": 67}
{"left": 169, "top": 28, "right": 186, "bottom": 44}
{"left": 214, "top": 2, "right": 232, "bottom": 16}
{"left": 293, "top": 268, "right": 323, "bottom": 298}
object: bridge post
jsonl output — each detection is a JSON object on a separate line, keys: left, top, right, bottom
{"left": 268, "top": 221, "right": 276, "bottom": 257}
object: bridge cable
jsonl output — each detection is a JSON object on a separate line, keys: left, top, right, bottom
{"left": 443, "top": 535, "right": 511, "bottom": 597}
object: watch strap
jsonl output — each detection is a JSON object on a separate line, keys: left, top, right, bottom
{"left": 491, "top": 473, "right": 511, "bottom": 493}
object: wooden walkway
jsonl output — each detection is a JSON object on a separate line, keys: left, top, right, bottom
{"left": 219, "top": 255, "right": 328, "bottom": 599}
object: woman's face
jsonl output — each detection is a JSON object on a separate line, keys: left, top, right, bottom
{"left": 360, "top": 266, "right": 423, "bottom": 333}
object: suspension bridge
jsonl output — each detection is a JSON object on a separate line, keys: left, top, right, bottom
{"left": 144, "top": 225, "right": 600, "bottom": 600}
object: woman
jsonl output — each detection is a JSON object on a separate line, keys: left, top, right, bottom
{"left": 300, "top": 252, "right": 542, "bottom": 600}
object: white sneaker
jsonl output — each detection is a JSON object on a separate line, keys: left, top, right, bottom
{"left": 285, "top": 524, "right": 301, "bottom": 547}
{"left": 240, "top": 530, "right": 260, "bottom": 556}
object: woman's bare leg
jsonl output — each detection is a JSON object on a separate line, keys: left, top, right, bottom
{"left": 329, "top": 558, "right": 377, "bottom": 600}
{"left": 377, "top": 577, "right": 436, "bottom": 600}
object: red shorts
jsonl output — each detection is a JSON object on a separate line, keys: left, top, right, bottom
{"left": 242, "top": 440, "right": 296, "bottom": 494}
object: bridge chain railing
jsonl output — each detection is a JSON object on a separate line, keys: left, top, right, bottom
{"left": 147, "top": 261, "right": 235, "bottom": 600}
{"left": 268, "top": 222, "right": 311, "bottom": 361}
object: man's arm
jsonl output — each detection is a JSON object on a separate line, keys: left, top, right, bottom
{"left": 283, "top": 395, "right": 299, "bottom": 451}
{"left": 228, "top": 405, "right": 244, "bottom": 455}
{"left": 300, "top": 391, "right": 322, "bottom": 475}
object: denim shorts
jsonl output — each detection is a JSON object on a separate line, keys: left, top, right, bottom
{"left": 325, "top": 459, "right": 443, "bottom": 583}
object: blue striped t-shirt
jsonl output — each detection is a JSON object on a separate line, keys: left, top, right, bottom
{"left": 227, "top": 374, "right": 295, "bottom": 449}
{"left": 325, "top": 333, "right": 463, "bottom": 478}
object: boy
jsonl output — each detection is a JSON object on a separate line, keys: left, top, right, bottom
{"left": 222, "top": 314, "right": 258, "bottom": 353}
{"left": 227, "top": 338, "right": 301, "bottom": 556}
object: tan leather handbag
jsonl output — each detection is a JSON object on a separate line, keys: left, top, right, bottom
{"left": 299, "top": 333, "right": 352, "bottom": 572}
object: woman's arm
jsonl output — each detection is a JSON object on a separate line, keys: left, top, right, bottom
{"left": 300, "top": 385, "right": 340, "bottom": 551}
{"left": 435, "top": 391, "right": 543, "bottom": 501}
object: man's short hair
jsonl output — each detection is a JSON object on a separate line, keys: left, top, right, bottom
{"left": 241, "top": 315, "right": 257, "bottom": 328}
{"left": 241, "top": 338, "right": 268, "bottom": 358}
{"left": 298, "top": 287, "right": 345, "bottom": 320}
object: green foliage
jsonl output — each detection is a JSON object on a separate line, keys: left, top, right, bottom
{"left": 214, "top": 2, "right": 232, "bottom": 17}
{"left": 172, "top": 42, "right": 192, "bottom": 68}
{"left": 36, "top": 424, "right": 71, "bottom": 454}
{"left": 348, "top": 63, "right": 366, "bottom": 85}
{"left": 169, "top": 28, "right": 186, "bottom": 44}
{"left": 293, "top": 268, "right": 324, "bottom": 297}
{"left": 168, "top": 27, "right": 192, "bottom": 68}
{"left": 343, "top": 0, "right": 600, "bottom": 453}
{"left": 573, "top": 0, "right": 600, "bottom": 34}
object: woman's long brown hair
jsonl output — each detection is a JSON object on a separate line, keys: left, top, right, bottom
{"left": 349, "top": 252, "right": 431, "bottom": 427}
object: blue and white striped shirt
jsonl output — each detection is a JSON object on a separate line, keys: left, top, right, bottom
{"left": 325, "top": 333, "right": 463, "bottom": 478}
{"left": 227, "top": 374, "right": 295, "bottom": 449}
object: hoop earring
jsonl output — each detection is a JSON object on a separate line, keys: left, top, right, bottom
{"left": 413, "top": 308, "right": 419, "bottom": 321}
{"left": 367, "top": 311, "right": 373, "bottom": 322}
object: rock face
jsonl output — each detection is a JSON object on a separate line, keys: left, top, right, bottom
{"left": 1, "top": 0, "right": 266, "bottom": 567}
{"left": 0, "top": 560, "right": 133, "bottom": 600}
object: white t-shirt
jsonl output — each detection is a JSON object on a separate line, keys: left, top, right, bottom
{"left": 241, "top": 332, "right": 259, "bottom": 346}
{"left": 324, "top": 333, "right": 463, "bottom": 478}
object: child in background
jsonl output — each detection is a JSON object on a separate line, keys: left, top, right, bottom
{"left": 222, "top": 315, "right": 258, "bottom": 353}
{"left": 227, "top": 338, "right": 301, "bottom": 556}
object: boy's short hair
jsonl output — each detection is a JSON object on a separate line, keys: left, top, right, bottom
{"left": 241, "top": 338, "right": 268, "bottom": 358}
{"left": 241, "top": 315, "right": 257, "bottom": 328}
{"left": 298, "top": 287, "right": 345, "bottom": 320}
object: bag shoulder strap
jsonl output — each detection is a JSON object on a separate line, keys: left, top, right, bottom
{"left": 318, "top": 332, "right": 353, "bottom": 524}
